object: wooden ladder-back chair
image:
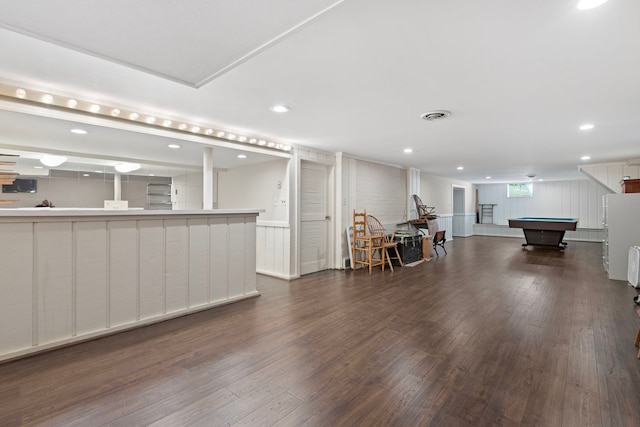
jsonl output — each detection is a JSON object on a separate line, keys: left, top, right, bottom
{"left": 433, "top": 230, "right": 447, "bottom": 256}
{"left": 352, "top": 210, "right": 384, "bottom": 273}
{"left": 367, "top": 215, "right": 403, "bottom": 271}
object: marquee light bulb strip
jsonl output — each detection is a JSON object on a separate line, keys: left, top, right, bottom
{"left": 0, "top": 83, "right": 292, "bottom": 152}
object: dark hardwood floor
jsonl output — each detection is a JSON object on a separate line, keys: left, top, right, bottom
{"left": 2, "top": 236, "right": 640, "bottom": 426}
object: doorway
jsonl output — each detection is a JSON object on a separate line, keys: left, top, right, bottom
{"left": 452, "top": 186, "right": 466, "bottom": 237}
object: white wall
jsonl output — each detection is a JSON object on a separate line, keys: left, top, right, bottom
{"left": 476, "top": 179, "right": 606, "bottom": 229}
{"left": 420, "top": 173, "right": 474, "bottom": 215}
{"left": 217, "top": 158, "right": 289, "bottom": 221}
{"left": 355, "top": 160, "right": 407, "bottom": 223}
{"left": 172, "top": 172, "right": 203, "bottom": 210}
{"left": 580, "top": 162, "right": 640, "bottom": 193}
{"left": 0, "top": 171, "right": 165, "bottom": 209}
{"left": 1, "top": 172, "right": 112, "bottom": 208}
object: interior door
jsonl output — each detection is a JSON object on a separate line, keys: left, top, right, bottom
{"left": 300, "top": 162, "right": 328, "bottom": 275}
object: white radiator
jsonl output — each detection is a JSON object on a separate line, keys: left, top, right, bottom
{"left": 628, "top": 246, "right": 640, "bottom": 288}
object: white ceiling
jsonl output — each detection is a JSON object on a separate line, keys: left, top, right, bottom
{"left": 0, "top": 0, "right": 639, "bottom": 183}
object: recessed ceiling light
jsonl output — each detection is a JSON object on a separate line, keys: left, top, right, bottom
{"left": 581, "top": 155, "right": 591, "bottom": 160}
{"left": 168, "top": 144, "right": 181, "bottom": 149}
{"left": 457, "top": 166, "right": 464, "bottom": 170}
{"left": 40, "top": 155, "right": 67, "bottom": 167}
{"left": 576, "top": 0, "right": 608, "bottom": 10}
{"left": 270, "top": 105, "right": 290, "bottom": 113}
{"left": 114, "top": 162, "right": 141, "bottom": 173}
{"left": 538, "top": 178, "right": 544, "bottom": 181}
{"left": 42, "top": 94, "right": 53, "bottom": 104}
{"left": 237, "top": 154, "right": 247, "bottom": 159}
{"left": 34, "top": 166, "right": 43, "bottom": 169}
{"left": 70, "top": 128, "right": 87, "bottom": 135}
{"left": 579, "top": 123, "right": 594, "bottom": 130}
{"left": 89, "top": 104, "right": 100, "bottom": 113}
{"left": 404, "top": 148, "right": 413, "bottom": 153}
{"left": 83, "top": 173, "right": 90, "bottom": 177}
{"left": 67, "top": 99, "right": 78, "bottom": 108}
{"left": 486, "top": 176, "right": 491, "bottom": 179}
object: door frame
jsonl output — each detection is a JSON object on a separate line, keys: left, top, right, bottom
{"left": 452, "top": 185, "right": 466, "bottom": 238}
{"left": 296, "top": 159, "right": 335, "bottom": 277}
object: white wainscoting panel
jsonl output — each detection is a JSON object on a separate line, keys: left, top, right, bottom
{"left": 165, "top": 219, "right": 189, "bottom": 314}
{"left": 256, "top": 221, "right": 292, "bottom": 279}
{"left": 74, "top": 221, "right": 108, "bottom": 336}
{"left": 138, "top": 220, "right": 166, "bottom": 320}
{"left": 35, "top": 222, "right": 74, "bottom": 345}
{"left": 0, "top": 210, "right": 260, "bottom": 362}
{"left": 453, "top": 213, "right": 475, "bottom": 237}
{"left": 188, "top": 218, "right": 210, "bottom": 308}
{"left": 210, "top": 217, "right": 230, "bottom": 302}
{"left": 0, "top": 223, "right": 33, "bottom": 352}
{"left": 434, "top": 214, "right": 453, "bottom": 241}
{"left": 108, "top": 220, "right": 139, "bottom": 328}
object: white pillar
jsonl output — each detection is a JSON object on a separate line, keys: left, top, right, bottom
{"left": 407, "top": 168, "right": 421, "bottom": 220}
{"left": 114, "top": 173, "right": 122, "bottom": 201}
{"left": 203, "top": 147, "right": 214, "bottom": 209}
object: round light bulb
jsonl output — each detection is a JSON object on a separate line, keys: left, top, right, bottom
{"left": 576, "top": 0, "right": 608, "bottom": 10}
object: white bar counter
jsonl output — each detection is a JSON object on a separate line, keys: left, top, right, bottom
{"left": 0, "top": 208, "right": 260, "bottom": 362}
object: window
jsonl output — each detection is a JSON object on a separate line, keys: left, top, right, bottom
{"left": 507, "top": 183, "right": 533, "bottom": 198}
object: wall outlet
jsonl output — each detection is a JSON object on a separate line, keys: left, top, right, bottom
{"left": 280, "top": 199, "right": 287, "bottom": 206}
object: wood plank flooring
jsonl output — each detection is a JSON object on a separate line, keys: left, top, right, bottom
{"left": 2, "top": 236, "right": 640, "bottom": 426}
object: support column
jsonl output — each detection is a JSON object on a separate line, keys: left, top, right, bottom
{"left": 407, "top": 168, "right": 421, "bottom": 220}
{"left": 203, "top": 147, "right": 214, "bottom": 209}
{"left": 114, "top": 173, "right": 122, "bottom": 201}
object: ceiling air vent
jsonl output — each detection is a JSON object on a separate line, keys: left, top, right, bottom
{"left": 420, "top": 110, "right": 451, "bottom": 121}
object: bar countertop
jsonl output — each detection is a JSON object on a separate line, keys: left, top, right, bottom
{"left": 0, "top": 208, "right": 263, "bottom": 218}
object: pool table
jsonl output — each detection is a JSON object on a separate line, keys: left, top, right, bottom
{"left": 508, "top": 217, "right": 578, "bottom": 249}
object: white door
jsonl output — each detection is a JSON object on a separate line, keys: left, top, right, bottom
{"left": 300, "top": 162, "right": 329, "bottom": 275}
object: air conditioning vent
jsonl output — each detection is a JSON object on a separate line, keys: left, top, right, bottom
{"left": 420, "top": 110, "right": 451, "bottom": 121}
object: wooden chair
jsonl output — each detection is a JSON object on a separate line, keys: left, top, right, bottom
{"left": 412, "top": 194, "right": 437, "bottom": 221}
{"left": 352, "top": 210, "right": 384, "bottom": 273}
{"left": 367, "top": 215, "right": 403, "bottom": 271}
{"left": 433, "top": 230, "right": 447, "bottom": 256}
